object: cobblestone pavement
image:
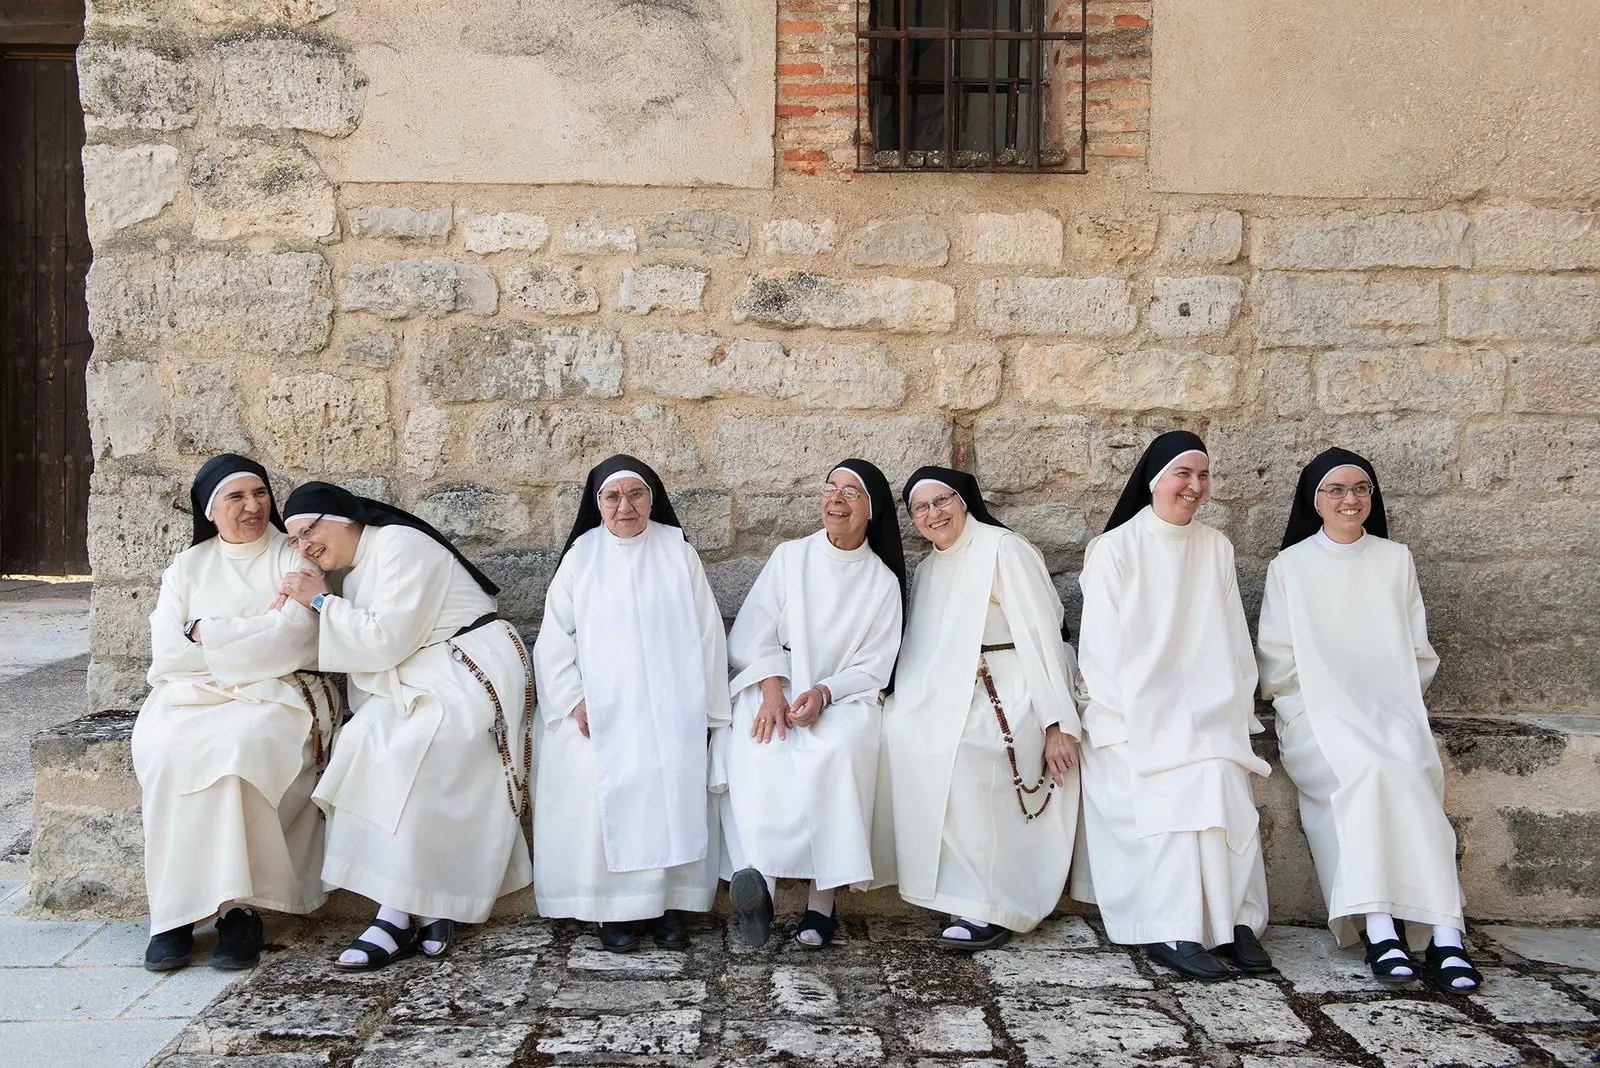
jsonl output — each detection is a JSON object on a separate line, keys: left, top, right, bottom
{"left": 142, "top": 915, "right": 1600, "bottom": 1067}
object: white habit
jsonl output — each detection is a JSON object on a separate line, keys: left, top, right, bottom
{"left": 1259, "top": 531, "right": 1463, "bottom": 948}
{"left": 313, "top": 524, "right": 533, "bottom": 922}
{"left": 872, "top": 520, "right": 1082, "bottom": 932}
{"left": 1072, "top": 505, "right": 1270, "bottom": 948}
{"left": 721, "top": 531, "right": 903, "bottom": 890}
{"left": 134, "top": 531, "right": 337, "bottom": 935}
{"left": 533, "top": 521, "right": 730, "bottom": 921}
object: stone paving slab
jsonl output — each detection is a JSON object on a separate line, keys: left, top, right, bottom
{"left": 1483, "top": 925, "right": 1600, "bottom": 970}
{"left": 0, "top": 1018, "right": 192, "bottom": 1068}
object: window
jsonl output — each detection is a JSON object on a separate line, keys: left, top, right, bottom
{"left": 857, "top": 0, "right": 1087, "bottom": 173}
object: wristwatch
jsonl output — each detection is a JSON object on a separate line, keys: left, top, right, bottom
{"left": 309, "top": 593, "right": 327, "bottom": 613}
{"left": 182, "top": 619, "right": 200, "bottom": 643}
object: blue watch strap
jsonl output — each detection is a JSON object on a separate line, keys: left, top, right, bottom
{"left": 310, "top": 593, "right": 326, "bottom": 612}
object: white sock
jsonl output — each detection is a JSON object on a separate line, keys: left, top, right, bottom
{"left": 339, "top": 906, "right": 409, "bottom": 966}
{"left": 419, "top": 916, "right": 445, "bottom": 955}
{"left": 1363, "top": 913, "right": 1412, "bottom": 973}
{"left": 796, "top": 886, "right": 837, "bottom": 946}
{"left": 1432, "top": 925, "right": 1474, "bottom": 988}
{"left": 941, "top": 915, "right": 989, "bottom": 940}
{"left": 765, "top": 874, "right": 777, "bottom": 899}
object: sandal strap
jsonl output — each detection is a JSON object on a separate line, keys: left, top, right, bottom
{"left": 1363, "top": 936, "right": 1408, "bottom": 965}
{"left": 796, "top": 908, "right": 839, "bottom": 936}
{"left": 367, "top": 917, "right": 412, "bottom": 941}
{"left": 344, "top": 937, "right": 395, "bottom": 965}
{"left": 418, "top": 918, "right": 454, "bottom": 941}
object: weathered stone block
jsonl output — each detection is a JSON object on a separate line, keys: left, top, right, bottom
{"left": 347, "top": 205, "right": 452, "bottom": 242}
{"left": 740, "top": 494, "right": 819, "bottom": 540}
{"left": 86, "top": 360, "right": 160, "bottom": 458}
{"left": 413, "top": 482, "right": 532, "bottom": 547}
{"left": 1154, "top": 210, "right": 1243, "bottom": 266}
{"left": 77, "top": 43, "right": 198, "bottom": 131}
{"left": 1072, "top": 209, "right": 1158, "bottom": 263}
{"left": 733, "top": 272, "right": 955, "bottom": 333}
{"left": 990, "top": 503, "right": 1089, "bottom": 565}
{"left": 214, "top": 35, "right": 366, "bottom": 136}
{"left": 171, "top": 363, "right": 251, "bottom": 455}
{"left": 190, "top": 0, "right": 336, "bottom": 25}
{"left": 705, "top": 556, "right": 770, "bottom": 620}
{"left": 89, "top": 584, "right": 156, "bottom": 659}
{"left": 644, "top": 210, "right": 748, "bottom": 257}
{"left": 82, "top": 144, "right": 179, "bottom": 241}
{"left": 87, "top": 469, "right": 190, "bottom": 580}
{"left": 1447, "top": 275, "right": 1600, "bottom": 342}
{"left": 676, "top": 489, "right": 733, "bottom": 551}
{"left": 564, "top": 218, "right": 637, "bottom": 254}
{"left": 1015, "top": 345, "right": 1241, "bottom": 411}
{"left": 1313, "top": 347, "right": 1506, "bottom": 414}
{"left": 1508, "top": 347, "right": 1600, "bottom": 414}
{"left": 847, "top": 215, "right": 949, "bottom": 268}
{"left": 85, "top": 658, "right": 145, "bottom": 712}
{"left": 463, "top": 212, "right": 549, "bottom": 254}
{"left": 478, "top": 550, "right": 559, "bottom": 627}
{"left": 761, "top": 218, "right": 836, "bottom": 256}
{"left": 617, "top": 264, "right": 708, "bottom": 314}
{"left": 263, "top": 372, "right": 391, "bottom": 473}
{"left": 342, "top": 258, "right": 496, "bottom": 318}
{"left": 961, "top": 211, "right": 1062, "bottom": 267}
{"left": 974, "top": 416, "right": 1092, "bottom": 492}
{"left": 1148, "top": 275, "right": 1244, "bottom": 338}
{"left": 934, "top": 342, "right": 1002, "bottom": 411}
{"left": 85, "top": 0, "right": 162, "bottom": 28}
{"left": 1208, "top": 418, "right": 1459, "bottom": 502}
{"left": 1398, "top": 499, "right": 1594, "bottom": 557}
{"left": 628, "top": 331, "right": 903, "bottom": 408}
{"left": 714, "top": 415, "right": 950, "bottom": 489}
{"left": 1474, "top": 207, "right": 1600, "bottom": 270}
{"left": 401, "top": 406, "right": 449, "bottom": 481}
{"left": 503, "top": 264, "right": 600, "bottom": 316}
{"left": 974, "top": 276, "right": 1137, "bottom": 338}
{"left": 30, "top": 804, "right": 144, "bottom": 917}
{"left": 1252, "top": 210, "right": 1470, "bottom": 269}
{"left": 189, "top": 138, "right": 338, "bottom": 241}
{"left": 415, "top": 323, "right": 622, "bottom": 402}
{"left": 342, "top": 331, "right": 393, "bottom": 368}
{"left": 474, "top": 404, "right": 700, "bottom": 485}
{"left": 1255, "top": 273, "right": 1438, "bottom": 347}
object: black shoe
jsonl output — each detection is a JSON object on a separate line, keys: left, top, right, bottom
{"left": 1147, "top": 941, "right": 1230, "bottom": 980}
{"left": 937, "top": 918, "right": 1013, "bottom": 952}
{"left": 1216, "top": 925, "right": 1274, "bottom": 973}
{"left": 597, "top": 922, "right": 639, "bottom": 953}
{"left": 793, "top": 906, "right": 840, "bottom": 949}
{"left": 654, "top": 909, "right": 690, "bottom": 950}
{"left": 730, "top": 868, "right": 773, "bottom": 948}
{"left": 1424, "top": 937, "right": 1483, "bottom": 994}
{"left": 144, "top": 923, "right": 195, "bottom": 972}
{"left": 211, "top": 907, "right": 264, "bottom": 970}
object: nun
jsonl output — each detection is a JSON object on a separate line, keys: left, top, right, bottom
{"left": 1258, "top": 448, "right": 1479, "bottom": 992}
{"left": 134, "top": 455, "right": 338, "bottom": 972}
{"left": 873, "top": 467, "right": 1082, "bottom": 951}
{"left": 532, "top": 456, "right": 730, "bottom": 952}
{"left": 723, "top": 460, "right": 906, "bottom": 949}
{"left": 277, "top": 482, "right": 533, "bottom": 970}
{"left": 1071, "top": 431, "right": 1272, "bottom": 980}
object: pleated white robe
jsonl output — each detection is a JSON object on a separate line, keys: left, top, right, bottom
{"left": 133, "top": 531, "right": 337, "bottom": 935}
{"left": 533, "top": 522, "right": 730, "bottom": 922}
{"left": 872, "top": 520, "right": 1083, "bottom": 933}
{"left": 313, "top": 525, "right": 532, "bottom": 922}
{"left": 1072, "top": 505, "right": 1270, "bottom": 948}
{"left": 1259, "top": 532, "right": 1463, "bottom": 949}
{"left": 721, "top": 531, "right": 903, "bottom": 890}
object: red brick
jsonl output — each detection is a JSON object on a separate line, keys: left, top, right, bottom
{"left": 778, "top": 20, "right": 824, "bottom": 34}
{"left": 778, "top": 62, "right": 826, "bottom": 76}
{"left": 776, "top": 104, "right": 820, "bottom": 117}
{"left": 1114, "top": 13, "right": 1150, "bottom": 28}
{"left": 781, "top": 82, "right": 860, "bottom": 97}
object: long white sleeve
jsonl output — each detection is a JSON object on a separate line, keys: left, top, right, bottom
{"left": 726, "top": 549, "right": 790, "bottom": 693}
{"left": 147, "top": 561, "right": 208, "bottom": 683}
{"left": 317, "top": 532, "right": 454, "bottom": 674}
{"left": 1256, "top": 557, "right": 1305, "bottom": 721}
{"left": 1076, "top": 537, "right": 1127, "bottom": 724}
{"left": 201, "top": 601, "right": 318, "bottom": 687}
{"left": 533, "top": 555, "right": 586, "bottom": 727}
{"left": 686, "top": 544, "right": 731, "bottom": 731}
{"left": 997, "top": 533, "right": 1083, "bottom": 736}
{"left": 1406, "top": 551, "right": 1441, "bottom": 695}
{"left": 814, "top": 582, "right": 901, "bottom": 706}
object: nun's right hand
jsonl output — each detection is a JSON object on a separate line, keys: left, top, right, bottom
{"left": 753, "top": 679, "right": 789, "bottom": 744}
{"left": 573, "top": 699, "right": 590, "bottom": 739}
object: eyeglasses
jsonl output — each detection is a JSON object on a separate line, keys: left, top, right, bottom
{"left": 286, "top": 514, "right": 325, "bottom": 551}
{"left": 910, "top": 491, "right": 960, "bottom": 518}
{"left": 599, "top": 487, "right": 651, "bottom": 509}
{"left": 1318, "top": 483, "right": 1374, "bottom": 500}
{"left": 821, "top": 482, "right": 866, "bottom": 502}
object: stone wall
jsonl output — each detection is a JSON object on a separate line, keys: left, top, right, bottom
{"left": 79, "top": 0, "right": 1599, "bottom": 719}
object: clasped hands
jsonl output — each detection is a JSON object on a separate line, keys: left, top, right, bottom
{"left": 751, "top": 676, "right": 827, "bottom": 744}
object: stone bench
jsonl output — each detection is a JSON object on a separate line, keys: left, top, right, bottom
{"left": 28, "top": 709, "right": 1600, "bottom": 925}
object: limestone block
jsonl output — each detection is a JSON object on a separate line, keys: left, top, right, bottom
{"left": 1508, "top": 347, "right": 1600, "bottom": 413}
{"left": 1148, "top": 275, "right": 1244, "bottom": 338}
{"left": 89, "top": 584, "right": 156, "bottom": 659}
{"left": 934, "top": 342, "right": 1002, "bottom": 411}
{"left": 644, "top": 210, "right": 748, "bottom": 257}
{"left": 564, "top": 218, "right": 637, "bottom": 254}
{"left": 1252, "top": 210, "right": 1470, "bottom": 269}
{"left": 474, "top": 404, "right": 700, "bottom": 485}
{"left": 974, "top": 416, "right": 1091, "bottom": 492}
{"left": 1313, "top": 347, "right": 1506, "bottom": 414}
{"left": 86, "top": 469, "right": 190, "bottom": 580}
{"left": 740, "top": 494, "right": 818, "bottom": 539}
{"left": 189, "top": 138, "right": 338, "bottom": 241}
{"left": 81, "top": 144, "right": 180, "bottom": 241}
{"left": 617, "top": 264, "right": 709, "bottom": 314}
{"left": 478, "top": 550, "right": 559, "bottom": 627}
{"left": 989, "top": 503, "right": 1088, "bottom": 567}
{"left": 1475, "top": 207, "right": 1600, "bottom": 270}
{"left": 1401, "top": 498, "right": 1597, "bottom": 558}
{"left": 1015, "top": 344, "right": 1241, "bottom": 412}
{"left": 87, "top": 658, "right": 151, "bottom": 712}
{"left": 77, "top": 43, "right": 198, "bottom": 131}
{"left": 190, "top": 0, "right": 336, "bottom": 25}
{"left": 1447, "top": 275, "right": 1600, "bottom": 342}
{"left": 1255, "top": 273, "right": 1438, "bottom": 347}
{"left": 413, "top": 482, "right": 532, "bottom": 547}
{"left": 29, "top": 805, "right": 145, "bottom": 917}
{"left": 347, "top": 205, "right": 452, "bottom": 242}
{"left": 1072, "top": 209, "right": 1158, "bottom": 263}
{"left": 714, "top": 415, "right": 951, "bottom": 489}
{"left": 415, "top": 323, "right": 621, "bottom": 402}
{"left": 86, "top": 360, "right": 160, "bottom": 458}
{"left": 1154, "top": 210, "right": 1243, "bottom": 266}
{"left": 1209, "top": 417, "right": 1458, "bottom": 502}
{"left": 676, "top": 489, "right": 734, "bottom": 552}
{"left": 733, "top": 272, "right": 955, "bottom": 333}
{"left": 342, "top": 258, "right": 497, "bottom": 318}
{"left": 263, "top": 372, "right": 391, "bottom": 473}
{"left": 761, "top": 218, "right": 836, "bottom": 256}
{"left": 401, "top": 406, "right": 450, "bottom": 481}
{"left": 464, "top": 212, "right": 550, "bottom": 254}
{"left": 628, "top": 331, "right": 903, "bottom": 408}
{"left": 974, "top": 276, "right": 1137, "bottom": 338}
{"left": 847, "top": 215, "right": 950, "bottom": 268}
{"left": 214, "top": 35, "right": 366, "bottom": 136}
{"left": 961, "top": 211, "right": 1063, "bottom": 267}
{"left": 503, "top": 264, "right": 600, "bottom": 316}
{"left": 85, "top": 0, "right": 162, "bottom": 28}
{"left": 1322, "top": 1001, "right": 1517, "bottom": 1067}
{"left": 997, "top": 995, "right": 1185, "bottom": 1068}
{"left": 342, "top": 331, "right": 394, "bottom": 368}
{"left": 171, "top": 363, "right": 252, "bottom": 455}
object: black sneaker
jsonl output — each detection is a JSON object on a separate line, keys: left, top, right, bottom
{"left": 211, "top": 907, "right": 264, "bottom": 970}
{"left": 654, "top": 909, "right": 690, "bottom": 950}
{"left": 144, "top": 923, "right": 195, "bottom": 971}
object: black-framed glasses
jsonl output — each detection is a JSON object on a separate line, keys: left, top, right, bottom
{"left": 286, "top": 514, "right": 326, "bottom": 551}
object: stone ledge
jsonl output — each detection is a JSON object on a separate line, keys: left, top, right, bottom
{"left": 27, "top": 711, "right": 1600, "bottom": 925}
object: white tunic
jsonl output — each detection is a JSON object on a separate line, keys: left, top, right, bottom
{"left": 133, "top": 530, "right": 337, "bottom": 934}
{"left": 1258, "top": 531, "right": 1463, "bottom": 947}
{"left": 533, "top": 521, "right": 730, "bottom": 921}
{"left": 721, "top": 531, "right": 903, "bottom": 890}
{"left": 313, "top": 524, "right": 533, "bottom": 922}
{"left": 872, "top": 520, "right": 1083, "bottom": 932}
{"left": 1072, "top": 505, "right": 1270, "bottom": 948}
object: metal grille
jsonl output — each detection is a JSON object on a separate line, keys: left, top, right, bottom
{"left": 857, "top": 0, "right": 1087, "bottom": 173}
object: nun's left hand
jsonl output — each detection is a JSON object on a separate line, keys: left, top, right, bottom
{"left": 787, "top": 686, "right": 827, "bottom": 728}
{"left": 279, "top": 568, "right": 328, "bottom": 609}
{"left": 1043, "top": 724, "right": 1078, "bottom": 785}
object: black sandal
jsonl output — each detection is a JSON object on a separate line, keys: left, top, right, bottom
{"left": 1361, "top": 932, "right": 1419, "bottom": 984}
{"left": 793, "top": 907, "right": 839, "bottom": 949}
{"left": 332, "top": 917, "right": 419, "bottom": 972}
{"left": 936, "top": 918, "right": 1012, "bottom": 952}
{"left": 1424, "top": 938, "right": 1483, "bottom": 994}
{"left": 418, "top": 918, "right": 455, "bottom": 959}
